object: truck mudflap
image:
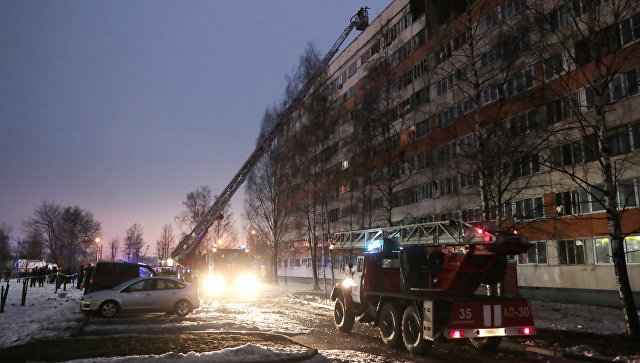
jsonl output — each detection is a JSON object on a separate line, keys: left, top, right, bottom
{"left": 444, "top": 300, "right": 536, "bottom": 339}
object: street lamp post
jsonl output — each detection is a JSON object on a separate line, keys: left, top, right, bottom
{"left": 95, "top": 237, "right": 102, "bottom": 263}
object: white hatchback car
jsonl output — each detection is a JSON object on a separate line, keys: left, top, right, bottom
{"left": 81, "top": 276, "right": 200, "bottom": 318}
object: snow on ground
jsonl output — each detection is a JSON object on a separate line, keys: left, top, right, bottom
{"left": 65, "top": 345, "right": 407, "bottom": 363}
{"left": 0, "top": 278, "right": 638, "bottom": 362}
{"left": 0, "top": 279, "right": 84, "bottom": 348}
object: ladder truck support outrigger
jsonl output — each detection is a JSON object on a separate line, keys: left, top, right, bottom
{"left": 169, "top": 8, "right": 369, "bottom": 267}
{"left": 330, "top": 220, "right": 536, "bottom": 353}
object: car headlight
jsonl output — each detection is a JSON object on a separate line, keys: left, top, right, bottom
{"left": 235, "top": 274, "right": 259, "bottom": 295}
{"left": 342, "top": 277, "right": 356, "bottom": 287}
{"left": 203, "top": 274, "right": 225, "bottom": 295}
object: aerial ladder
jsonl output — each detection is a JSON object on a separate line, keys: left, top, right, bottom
{"left": 171, "top": 8, "right": 370, "bottom": 265}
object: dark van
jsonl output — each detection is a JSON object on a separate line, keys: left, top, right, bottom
{"left": 88, "top": 262, "right": 156, "bottom": 293}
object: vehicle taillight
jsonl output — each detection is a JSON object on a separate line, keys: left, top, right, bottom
{"left": 520, "top": 327, "right": 532, "bottom": 335}
{"left": 90, "top": 278, "right": 96, "bottom": 284}
{"left": 513, "top": 230, "right": 518, "bottom": 235}
{"left": 449, "top": 330, "right": 464, "bottom": 338}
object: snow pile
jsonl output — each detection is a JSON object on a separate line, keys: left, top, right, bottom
{"left": 64, "top": 344, "right": 405, "bottom": 363}
{"left": 66, "top": 344, "right": 312, "bottom": 362}
{"left": 0, "top": 279, "right": 84, "bottom": 348}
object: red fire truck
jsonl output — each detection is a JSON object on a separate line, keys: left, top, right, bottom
{"left": 330, "top": 220, "right": 536, "bottom": 353}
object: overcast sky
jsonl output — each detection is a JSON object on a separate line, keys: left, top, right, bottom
{"left": 0, "top": 0, "right": 390, "bottom": 254}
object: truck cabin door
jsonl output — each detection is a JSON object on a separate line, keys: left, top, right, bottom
{"left": 351, "top": 256, "right": 365, "bottom": 303}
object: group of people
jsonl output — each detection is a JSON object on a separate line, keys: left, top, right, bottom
{"left": 27, "top": 266, "right": 59, "bottom": 287}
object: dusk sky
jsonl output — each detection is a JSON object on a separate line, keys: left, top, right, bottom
{"left": 0, "top": 1, "right": 391, "bottom": 254}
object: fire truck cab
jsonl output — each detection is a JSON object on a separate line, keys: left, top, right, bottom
{"left": 330, "top": 221, "right": 536, "bottom": 353}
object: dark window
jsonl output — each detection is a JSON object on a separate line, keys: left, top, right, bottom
{"left": 632, "top": 121, "right": 640, "bottom": 150}
{"left": 606, "top": 128, "right": 631, "bottom": 156}
{"left": 558, "top": 240, "right": 586, "bottom": 264}
{"left": 620, "top": 13, "right": 640, "bottom": 46}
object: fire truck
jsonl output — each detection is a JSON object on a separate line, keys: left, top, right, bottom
{"left": 330, "top": 220, "right": 536, "bottom": 353}
{"left": 202, "top": 247, "right": 259, "bottom": 297}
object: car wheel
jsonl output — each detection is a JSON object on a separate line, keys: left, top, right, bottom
{"left": 379, "top": 302, "right": 402, "bottom": 347}
{"left": 333, "top": 295, "right": 355, "bottom": 333}
{"left": 402, "top": 305, "right": 432, "bottom": 354}
{"left": 99, "top": 300, "right": 119, "bottom": 318}
{"left": 174, "top": 300, "right": 192, "bottom": 317}
{"left": 470, "top": 337, "right": 502, "bottom": 351}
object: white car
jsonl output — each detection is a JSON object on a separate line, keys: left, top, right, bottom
{"left": 81, "top": 276, "right": 200, "bottom": 318}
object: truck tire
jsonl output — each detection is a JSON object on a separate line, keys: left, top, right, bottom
{"left": 379, "top": 303, "right": 402, "bottom": 347}
{"left": 470, "top": 337, "right": 502, "bottom": 351}
{"left": 334, "top": 295, "right": 355, "bottom": 333}
{"left": 401, "top": 305, "right": 433, "bottom": 354}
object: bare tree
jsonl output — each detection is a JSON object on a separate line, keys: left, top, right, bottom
{"left": 109, "top": 237, "right": 119, "bottom": 262}
{"left": 58, "top": 206, "right": 101, "bottom": 268}
{"left": 244, "top": 105, "right": 297, "bottom": 284}
{"left": 175, "top": 186, "right": 237, "bottom": 251}
{"left": 23, "top": 201, "right": 61, "bottom": 263}
{"left": 124, "top": 223, "right": 144, "bottom": 262}
{"left": 289, "top": 43, "right": 330, "bottom": 291}
{"left": 524, "top": 0, "right": 640, "bottom": 335}
{"left": 23, "top": 201, "right": 100, "bottom": 268}
{"left": 156, "top": 224, "right": 175, "bottom": 265}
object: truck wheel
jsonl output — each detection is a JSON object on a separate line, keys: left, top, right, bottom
{"left": 470, "top": 337, "right": 502, "bottom": 351}
{"left": 402, "top": 305, "right": 432, "bottom": 354}
{"left": 379, "top": 303, "right": 402, "bottom": 347}
{"left": 334, "top": 295, "right": 355, "bottom": 333}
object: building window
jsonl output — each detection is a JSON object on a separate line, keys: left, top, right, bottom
{"left": 347, "top": 61, "right": 358, "bottom": 78}
{"left": 544, "top": 54, "right": 565, "bottom": 81}
{"left": 514, "top": 197, "right": 543, "bottom": 219}
{"left": 555, "top": 190, "right": 581, "bottom": 216}
{"left": 478, "top": 8, "right": 499, "bottom": 32}
{"left": 482, "top": 86, "right": 500, "bottom": 105}
{"left": 459, "top": 170, "right": 479, "bottom": 188}
{"left": 605, "top": 127, "right": 631, "bottom": 156}
{"left": 420, "top": 182, "right": 433, "bottom": 200}
{"left": 512, "top": 153, "right": 540, "bottom": 177}
{"left": 551, "top": 141, "right": 583, "bottom": 167}
{"left": 441, "top": 210, "right": 460, "bottom": 221}
{"left": 631, "top": 121, "right": 640, "bottom": 150}
{"left": 504, "top": 68, "right": 534, "bottom": 97}
{"left": 620, "top": 13, "right": 640, "bottom": 46}
{"left": 341, "top": 160, "right": 350, "bottom": 170}
{"left": 437, "top": 106, "right": 458, "bottom": 128}
{"left": 440, "top": 175, "right": 459, "bottom": 195}
{"left": 328, "top": 208, "right": 339, "bottom": 222}
{"left": 519, "top": 241, "right": 547, "bottom": 264}
{"left": 595, "top": 236, "right": 640, "bottom": 264}
{"left": 627, "top": 236, "right": 640, "bottom": 263}
{"left": 416, "top": 119, "right": 431, "bottom": 139}
{"left": 558, "top": 239, "right": 586, "bottom": 265}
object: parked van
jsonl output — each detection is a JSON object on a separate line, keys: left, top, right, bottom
{"left": 88, "top": 262, "right": 156, "bottom": 293}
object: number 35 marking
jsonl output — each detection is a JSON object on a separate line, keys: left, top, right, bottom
{"left": 459, "top": 308, "right": 472, "bottom": 320}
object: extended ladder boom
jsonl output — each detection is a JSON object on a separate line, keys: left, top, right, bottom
{"left": 172, "top": 8, "right": 369, "bottom": 262}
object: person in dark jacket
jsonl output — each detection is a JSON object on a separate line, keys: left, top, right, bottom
{"left": 82, "top": 263, "right": 93, "bottom": 294}
{"left": 77, "top": 265, "right": 84, "bottom": 289}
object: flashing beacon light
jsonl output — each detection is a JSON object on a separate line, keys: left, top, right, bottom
{"left": 513, "top": 230, "right": 518, "bottom": 235}
{"left": 476, "top": 228, "right": 484, "bottom": 235}
{"left": 449, "top": 330, "right": 464, "bottom": 338}
{"left": 367, "top": 240, "right": 382, "bottom": 251}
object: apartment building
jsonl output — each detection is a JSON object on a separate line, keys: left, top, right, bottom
{"left": 275, "top": 0, "right": 640, "bottom": 307}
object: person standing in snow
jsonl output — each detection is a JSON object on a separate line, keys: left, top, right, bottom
{"left": 82, "top": 263, "right": 93, "bottom": 294}
{"left": 76, "top": 265, "right": 84, "bottom": 289}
